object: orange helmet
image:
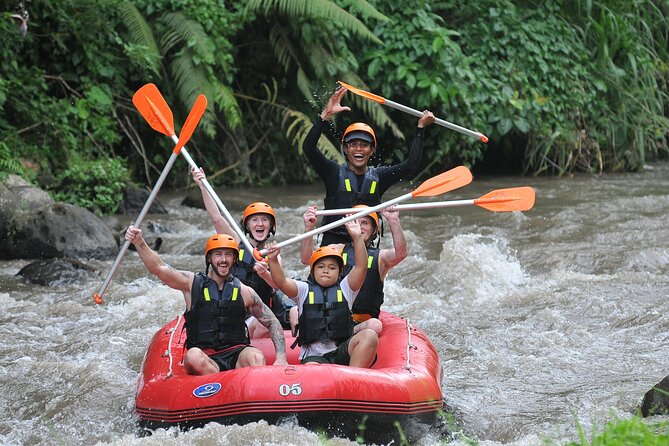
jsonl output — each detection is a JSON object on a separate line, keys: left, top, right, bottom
{"left": 204, "top": 234, "right": 239, "bottom": 257}
{"left": 342, "top": 122, "right": 377, "bottom": 146}
{"left": 309, "top": 246, "right": 344, "bottom": 272}
{"left": 352, "top": 204, "right": 379, "bottom": 229}
{"left": 241, "top": 202, "right": 276, "bottom": 237}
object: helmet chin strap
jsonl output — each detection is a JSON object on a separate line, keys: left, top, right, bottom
{"left": 367, "top": 230, "right": 380, "bottom": 249}
{"left": 245, "top": 222, "right": 274, "bottom": 244}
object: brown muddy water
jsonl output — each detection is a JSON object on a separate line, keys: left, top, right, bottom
{"left": 1, "top": 163, "right": 668, "bottom": 445}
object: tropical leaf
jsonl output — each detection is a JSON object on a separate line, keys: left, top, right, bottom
{"left": 213, "top": 82, "right": 243, "bottom": 130}
{"left": 345, "top": 0, "right": 389, "bottom": 22}
{"left": 116, "top": 1, "right": 160, "bottom": 73}
{"left": 246, "top": 0, "right": 383, "bottom": 44}
{"left": 0, "top": 141, "right": 24, "bottom": 176}
{"left": 296, "top": 67, "right": 312, "bottom": 103}
{"left": 160, "top": 12, "right": 215, "bottom": 63}
{"left": 269, "top": 24, "right": 299, "bottom": 72}
{"left": 283, "top": 109, "right": 343, "bottom": 162}
{"left": 170, "top": 49, "right": 216, "bottom": 136}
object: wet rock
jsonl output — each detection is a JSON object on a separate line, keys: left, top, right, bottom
{"left": 640, "top": 375, "right": 669, "bottom": 417}
{"left": 0, "top": 174, "right": 55, "bottom": 242}
{"left": 117, "top": 186, "right": 167, "bottom": 215}
{"left": 3, "top": 174, "right": 55, "bottom": 210}
{"left": 181, "top": 190, "right": 248, "bottom": 211}
{"left": 2, "top": 202, "right": 117, "bottom": 260}
{"left": 181, "top": 192, "right": 204, "bottom": 209}
{"left": 17, "top": 258, "right": 97, "bottom": 286}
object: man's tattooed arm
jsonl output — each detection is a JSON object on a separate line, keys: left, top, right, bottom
{"left": 248, "top": 288, "right": 287, "bottom": 362}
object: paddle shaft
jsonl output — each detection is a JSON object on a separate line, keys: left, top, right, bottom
{"left": 95, "top": 151, "right": 179, "bottom": 302}
{"left": 383, "top": 99, "right": 487, "bottom": 142}
{"left": 315, "top": 199, "right": 477, "bottom": 215}
{"left": 258, "top": 192, "right": 411, "bottom": 256}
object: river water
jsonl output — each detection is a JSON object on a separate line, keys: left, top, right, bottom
{"left": 1, "top": 163, "right": 668, "bottom": 446}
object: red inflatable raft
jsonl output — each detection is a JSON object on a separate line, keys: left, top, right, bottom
{"left": 135, "top": 311, "right": 444, "bottom": 443}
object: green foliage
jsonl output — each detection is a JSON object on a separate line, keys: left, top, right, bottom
{"left": 116, "top": 2, "right": 238, "bottom": 136}
{"left": 0, "top": 141, "right": 28, "bottom": 180}
{"left": 417, "top": 0, "right": 605, "bottom": 174}
{"left": 245, "top": 0, "right": 385, "bottom": 44}
{"left": 0, "top": 0, "right": 138, "bottom": 196}
{"left": 365, "top": 0, "right": 669, "bottom": 176}
{"left": 567, "top": 416, "right": 669, "bottom": 446}
{"left": 557, "top": 0, "right": 669, "bottom": 172}
{"left": 50, "top": 156, "right": 129, "bottom": 216}
{"left": 362, "top": 0, "right": 486, "bottom": 170}
{"left": 1, "top": 0, "right": 668, "bottom": 205}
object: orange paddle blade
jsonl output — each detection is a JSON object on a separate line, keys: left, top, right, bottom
{"left": 173, "top": 94, "right": 207, "bottom": 154}
{"left": 132, "top": 83, "right": 175, "bottom": 136}
{"left": 474, "top": 187, "right": 535, "bottom": 212}
{"left": 337, "top": 80, "right": 386, "bottom": 104}
{"left": 412, "top": 166, "right": 473, "bottom": 197}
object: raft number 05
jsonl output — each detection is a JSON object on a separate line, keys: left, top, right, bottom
{"left": 279, "top": 383, "right": 302, "bottom": 396}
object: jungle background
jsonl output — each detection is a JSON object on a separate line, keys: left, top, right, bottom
{"left": 1, "top": 0, "right": 668, "bottom": 215}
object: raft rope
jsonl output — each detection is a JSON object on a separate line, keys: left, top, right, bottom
{"left": 404, "top": 318, "right": 417, "bottom": 372}
{"left": 164, "top": 314, "right": 182, "bottom": 379}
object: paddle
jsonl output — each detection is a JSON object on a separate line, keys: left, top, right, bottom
{"left": 255, "top": 166, "right": 473, "bottom": 257}
{"left": 93, "top": 85, "right": 207, "bottom": 305}
{"left": 337, "top": 80, "right": 489, "bottom": 143}
{"left": 131, "top": 84, "right": 257, "bottom": 257}
{"left": 315, "top": 187, "right": 535, "bottom": 215}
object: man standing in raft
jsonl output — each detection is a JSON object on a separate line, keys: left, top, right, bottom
{"left": 303, "top": 86, "right": 435, "bottom": 245}
{"left": 265, "top": 219, "right": 378, "bottom": 368}
{"left": 125, "top": 226, "right": 288, "bottom": 375}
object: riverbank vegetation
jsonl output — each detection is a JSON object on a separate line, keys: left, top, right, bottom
{"left": 1, "top": 0, "right": 668, "bottom": 213}
{"left": 566, "top": 416, "right": 669, "bottom": 446}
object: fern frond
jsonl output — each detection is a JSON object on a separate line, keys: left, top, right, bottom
{"left": 116, "top": 1, "right": 161, "bottom": 73}
{"left": 160, "top": 12, "right": 215, "bottom": 63}
{"left": 301, "top": 41, "right": 336, "bottom": 80}
{"left": 246, "top": 0, "right": 382, "bottom": 44}
{"left": 213, "top": 82, "right": 243, "bottom": 130}
{"left": 160, "top": 29, "right": 183, "bottom": 54}
{"left": 269, "top": 24, "right": 299, "bottom": 72}
{"left": 169, "top": 50, "right": 216, "bottom": 136}
{"left": 346, "top": 0, "right": 389, "bottom": 22}
{"left": 283, "top": 109, "right": 343, "bottom": 161}
{"left": 0, "top": 141, "right": 24, "bottom": 176}
{"left": 296, "top": 67, "right": 313, "bottom": 102}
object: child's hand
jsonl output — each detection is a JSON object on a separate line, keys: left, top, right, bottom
{"left": 253, "top": 259, "right": 270, "bottom": 276}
